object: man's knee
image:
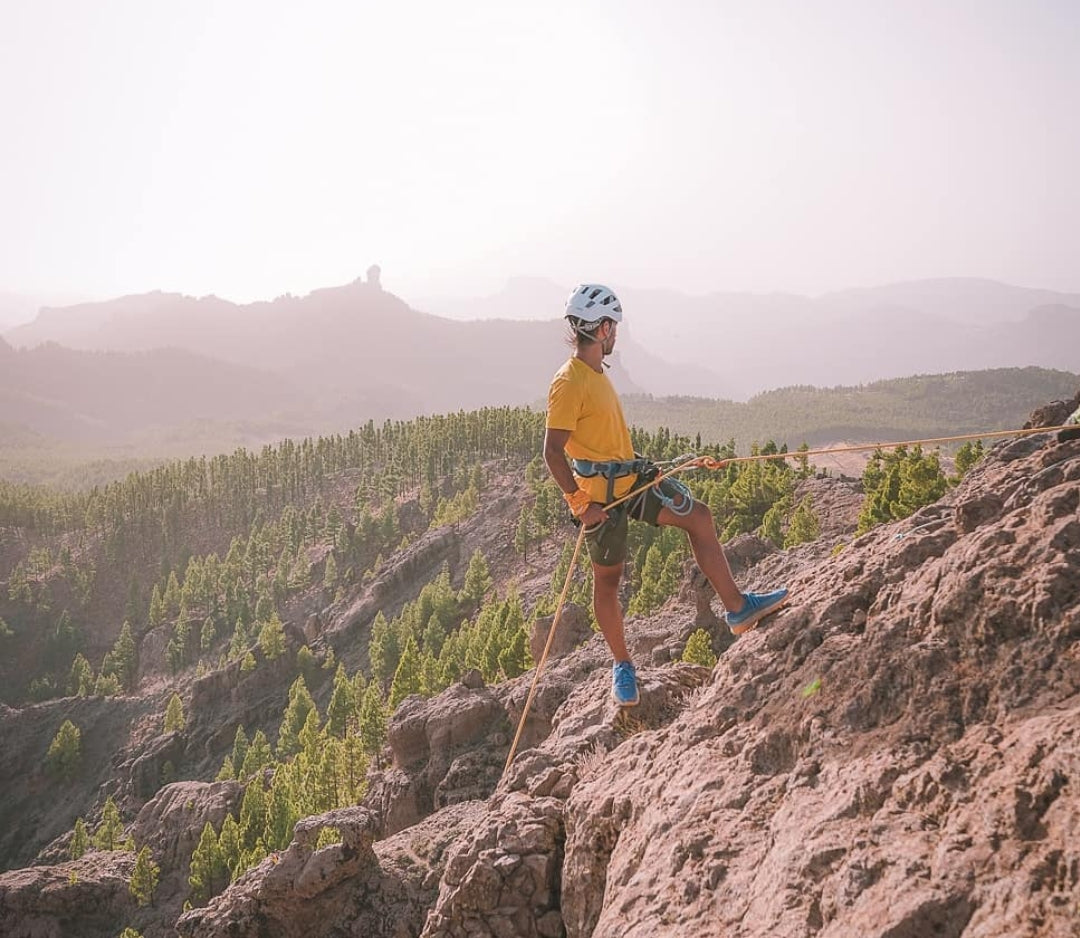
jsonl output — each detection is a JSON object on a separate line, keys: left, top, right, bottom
{"left": 683, "top": 501, "right": 716, "bottom": 534}
{"left": 593, "top": 563, "right": 623, "bottom": 594}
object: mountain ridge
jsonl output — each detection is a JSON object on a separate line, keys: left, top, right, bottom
{"left": 7, "top": 276, "right": 1079, "bottom": 403}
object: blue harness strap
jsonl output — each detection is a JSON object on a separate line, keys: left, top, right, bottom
{"left": 570, "top": 456, "right": 694, "bottom": 517}
{"left": 570, "top": 457, "right": 648, "bottom": 480}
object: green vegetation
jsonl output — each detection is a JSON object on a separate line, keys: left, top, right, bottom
{"left": 857, "top": 445, "right": 949, "bottom": 534}
{"left": 681, "top": 629, "right": 718, "bottom": 668}
{"left": 69, "top": 817, "right": 89, "bottom": 860}
{"left": 623, "top": 367, "right": 1079, "bottom": 449}
{"left": 45, "top": 720, "right": 81, "bottom": 780}
{"left": 0, "top": 408, "right": 545, "bottom": 705}
{"left": 129, "top": 846, "right": 160, "bottom": 906}
{"left": 2, "top": 394, "right": 1007, "bottom": 912}
{"left": 164, "top": 693, "right": 185, "bottom": 733}
{"left": 93, "top": 796, "right": 126, "bottom": 852}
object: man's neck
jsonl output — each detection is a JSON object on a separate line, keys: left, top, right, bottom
{"left": 573, "top": 343, "right": 605, "bottom": 373}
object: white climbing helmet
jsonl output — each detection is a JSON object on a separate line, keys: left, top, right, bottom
{"left": 564, "top": 284, "right": 623, "bottom": 324}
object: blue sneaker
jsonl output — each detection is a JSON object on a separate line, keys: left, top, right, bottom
{"left": 726, "top": 588, "right": 789, "bottom": 635}
{"left": 612, "top": 660, "right": 640, "bottom": 707}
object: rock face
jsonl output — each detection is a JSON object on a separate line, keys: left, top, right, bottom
{"left": 0, "top": 852, "right": 136, "bottom": 938}
{"left": 177, "top": 801, "right": 484, "bottom": 938}
{"left": 0, "top": 693, "right": 154, "bottom": 870}
{"left": 551, "top": 432, "right": 1080, "bottom": 938}
{"left": 5, "top": 424, "right": 1080, "bottom": 938}
{"left": 529, "top": 602, "right": 594, "bottom": 665}
{"left": 131, "top": 780, "right": 242, "bottom": 878}
{"left": 415, "top": 431, "right": 1080, "bottom": 938}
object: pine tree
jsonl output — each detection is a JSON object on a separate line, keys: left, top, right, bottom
{"left": 459, "top": 549, "right": 493, "bottom": 608}
{"left": 107, "top": 621, "right": 137, "bottom": 691}
{"left": 129, "top": 846, "right": 160, "bottom": 907}
{"left": 533, "top": 483, "right": 554, "bottom": 536}
{"left": 215, "top": 756, "right": 236, "bottom": 782}
{"left": 358, "top": 683, "right": 387, "bottom": 766}
{"left": 628, "top": 544, "right": 666, "bottom": 616}
{"left": 265, "top": 768, "right": 300, "bottom": 850}
{"left": 258, "top": 614, "right": 286, "bottom": 661}
{"left": 240, "top": 730, "right": 272, "bottom": 778}
{"left": 46, "top": 720, "right": 82, "bottom": 780}
{"left": 326, "top": 664, "right": 356, "bottom": 738}
{"left": 514, "top": 505, "right": 534, "bottom": 559}
{"left": 682, "top": 629, "right": 718, "bottom": 668}
{"left": 857, "top": 446, "right": 948, "bottom": 534}
{"left": 188, "top": 821, "right": 226, "bottom": 903}
{"left": 218, "top": 814, "right": 241, "bottom": 882}
{"left": 167, "top": 618, "right": 189, "bottom": 673}
{"left": 69, "top": 817, "right": 89, "bottom": 859}
{"left": 952, "top": 439, "right": 984, "bottom": 482}
{"left": 148, "top": 584, "right": 165, "bottom": 629}
{"left": 296, "top": 644, "right": 318, "bottom": 685}
{"left": 340, "top": 731, "right": 368, "bottom": 805}
{"left": 93, "top": 671, "right": 121, "bottom": 696}
{"left": 200, "top": 616, "right": 217, "bottom": 652}
{"left": 368, "top": 611, "right": 399, "bottom": 687}
{"left": 784, "top": 496, "right": 821, "bottom": 548}
{"left": 164, "top": 693, "right": 185, "bottom": 733}
{"left": 389, "top": 635, "right": 422, "bottom": 711}
{"left": 497, "top": 624, "right": 530, "bottom": 679}
{"left": 230, "top": 725, "right": 250, "bottom": 774}
{"left": 68, "top": 653, "right": 95, "bottom": 697}
{"left": 421, "top": 612, "right": 446, "bottom": 658}
{"left": 163, "top": 571, "right": 181, "bottom": 617}
{"left": 93, "top": 796, "right": 124, "bottom": 851}
{"left": 278, "top": 676, "right": 317, "bottom": 757}
{"left": 239, "top": 779, "right": 268, "bottom": 850}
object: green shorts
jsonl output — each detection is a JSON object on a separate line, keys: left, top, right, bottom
{"left": 583, "top": 476, "right": 694, "bottom": 567}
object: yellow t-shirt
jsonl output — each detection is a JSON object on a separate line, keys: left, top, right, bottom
{"left": 546, "top": 357, "right": 636, "bottom": 503}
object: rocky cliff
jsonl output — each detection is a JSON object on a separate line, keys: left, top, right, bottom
{"left": 185, "top": 427, "right": 1077, "bottom": 936}
{"left": 2, "top": 419, "right": 1079, "bottom": 937}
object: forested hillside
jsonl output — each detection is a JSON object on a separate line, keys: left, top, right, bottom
{"left": 623, "top": 367, "right": 1079, "bottom": 447}
{"left": 3, "top": 389, "right": 1074, "bottom": 938}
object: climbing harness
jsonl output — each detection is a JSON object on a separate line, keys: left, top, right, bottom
{"left": 571, "top": 456, "right": 649, "bottom": 507}
{"left": 571, "top": 455, "right": 695, "bottom": 517}
{"left": 501, "top": 421, "right": 1078, "bottom": 776}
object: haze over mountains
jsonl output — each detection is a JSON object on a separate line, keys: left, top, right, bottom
{"left": 420, "top": 276, "right": 1080, "bottom": 397}
{"left": 2, "top": 274, "right": 1077, "bottom": 455}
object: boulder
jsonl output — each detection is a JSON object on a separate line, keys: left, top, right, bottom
{"left": 0, "top": 853, "right": 136, "bottom": 938}
{"left": 129, "top": 730, "right": 187, "bottom": 800}
{"left": 177, "top": 801, "right": 485, "bottom": 938}
{"left": 131, "top": 780, "right": 242, "bottom": 876}
{"left": 529, "top": 602, "right": 593, "bottom": 665}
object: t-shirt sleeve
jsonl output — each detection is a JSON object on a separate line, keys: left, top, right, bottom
{"left": 546, "top": 373, "right": 583, "bottom": 431}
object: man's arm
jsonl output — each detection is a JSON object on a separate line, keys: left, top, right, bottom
{"left": 543, "top": 428, "right": 578, "bottom": 494}
{"left": 543, "top": 428, "right": 608, "bottom": 526}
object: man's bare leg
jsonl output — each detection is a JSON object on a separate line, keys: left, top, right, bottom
{"left": 657, "top": 501, "right": 745, "bottom": 613}
{"left": 592, "top": 561, "right": 631, "bottom": 661}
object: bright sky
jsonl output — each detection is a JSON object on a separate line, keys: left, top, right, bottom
{"left": 2, "top": 0, "right": 1078, "bottom": 305}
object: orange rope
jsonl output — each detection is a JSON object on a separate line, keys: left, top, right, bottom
{"left": 503, "top": 524, "right": 587, "bottom": 775}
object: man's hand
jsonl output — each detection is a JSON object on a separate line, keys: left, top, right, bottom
{"left": 579, "top": 503, "right": 609, "bottom": 529}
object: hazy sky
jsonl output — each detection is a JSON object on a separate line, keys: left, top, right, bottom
{"left": 2, "top": 0, "right": 1078, "bottom": 306}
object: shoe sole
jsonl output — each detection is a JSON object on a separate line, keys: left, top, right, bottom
{"left": 728, "top": 596, "right": 789, "bottom": 635}
{"left": 613, "top": 695, "right": 640, "bottom": 707}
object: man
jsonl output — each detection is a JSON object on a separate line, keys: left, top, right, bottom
{"left": 544, "top": 283, "right": 789, "bottom": 706}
